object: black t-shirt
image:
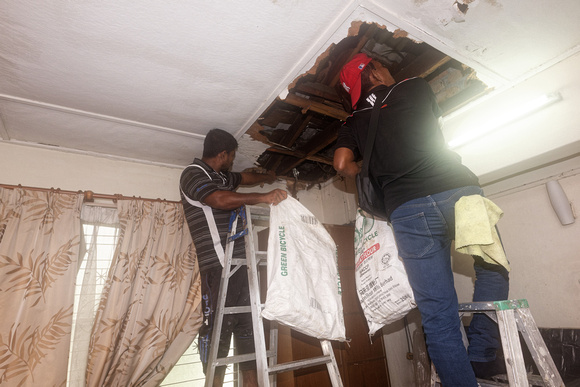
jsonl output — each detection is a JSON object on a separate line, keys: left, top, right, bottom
{"left": 180, "top": 158, "right": 245, "bottom": 272}
{"left": 336, "top": 78, "right": 479, "bottom": 220}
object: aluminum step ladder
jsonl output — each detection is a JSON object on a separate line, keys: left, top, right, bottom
{"left": 205, "top": 205, "right": 344, "bottom": 387}
{"left": 430, "top": 299, "right": 564, "bottom": 387}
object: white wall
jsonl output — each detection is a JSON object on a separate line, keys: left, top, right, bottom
{"left": 453, "top": 155, "right": 580, "bottom": 328}
{"left": 1, "top": 142, "right": 184, "bottom": 201}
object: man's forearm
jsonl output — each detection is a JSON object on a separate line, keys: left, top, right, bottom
{"left": 240, "top": 171, "right": 276, "bottom": 186}
{"left": 204, "top": 189, "right": 286, "bottom": 210}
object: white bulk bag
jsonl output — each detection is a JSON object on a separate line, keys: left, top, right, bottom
{"left": 262, "top": 197, "right": 346, "bottom": 341}
{"left": 354, "top": 209, "right": 416, "bottom": 335}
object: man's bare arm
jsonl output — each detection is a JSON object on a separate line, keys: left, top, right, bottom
{"left": 239, "top": 170, "right": 277, "bottom": 186}
{"left": 333, "top": 147, "right": 360, "bottom": 178}
{"left": 203, "top": 189, "right": 287, "bottom": 210}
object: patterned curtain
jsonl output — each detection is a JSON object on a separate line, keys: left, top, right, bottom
{"left": 0, "top": 187, "right": 83, "bottom": 386}
{"left": 86, "top": 199, "right": 203, "bottom": 387}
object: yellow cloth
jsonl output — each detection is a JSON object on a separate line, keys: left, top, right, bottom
{"left": 455, "top": 195, "right": 510, "bottom": 272}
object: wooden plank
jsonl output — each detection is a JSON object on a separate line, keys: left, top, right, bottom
{"left": 394, "top": 48, "right": 450, "bottom": 82}
{"left": 280, "top": 113, "right": 314, "bottom": 148}
{"left": 277, "top": 121, "right": 341, "bottom": 176}
{"left": 265, "top": 147, "right": 333, "bottom": 166}
{"left": 294, "top": 82, "right": 341, "bottom": 103}
{"left": 282, "top": 94, "right": 349, "bottom": 121}
{"left": 260, "top": 109, "right": 300, "bottom": 129}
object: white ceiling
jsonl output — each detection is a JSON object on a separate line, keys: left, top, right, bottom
{"left": 1, "top": 0, "right": 579, "bottom": 182}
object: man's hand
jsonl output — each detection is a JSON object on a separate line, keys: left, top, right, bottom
{"left": 203, "top": 188, "right": 288, "bottom": 210}
{"left": 265, "top": 189, "right": 288, "bottom": 205}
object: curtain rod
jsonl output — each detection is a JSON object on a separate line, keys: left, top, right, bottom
{"left": 0, "top": 184, "right": 180, "bottom": 204}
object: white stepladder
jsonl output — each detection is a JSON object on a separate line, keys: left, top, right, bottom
{"left": 430, "top": 299, "right": 564, "bottom": 387}
{"left": 204, "top": 205, "right": 343, "bottom": 387}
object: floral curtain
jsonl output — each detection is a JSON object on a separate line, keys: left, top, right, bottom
{"left": 86, "top": 199, "right": 203, "bottom": 387}
{"left": 0, "top": 187, "right": 83, "bottom": 386}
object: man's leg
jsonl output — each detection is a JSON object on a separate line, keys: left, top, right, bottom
{"left": 390, "top": 187, "right": 482, "bottom": 387}
{"left": 229, "top": 268, "right": 258, "bottom": 386}
{"left": 199, "top": 268, "right": 236, "bottom": 386}
{"left": 468, "top": 256, "right": 510, "bottom": 378}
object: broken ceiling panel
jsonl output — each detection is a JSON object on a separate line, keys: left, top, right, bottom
{"left": 245, "top": 22, "right": 490, "bottom": 184}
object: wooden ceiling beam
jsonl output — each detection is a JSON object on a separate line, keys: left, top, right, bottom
{"left": 280, "top": 113, "right": 314, "bottom": 147}
{"left": 282, "top": 93, "right": 349, "bottom": 121}
{"left": 394, "top": 47, "right": 450, "bottom": 82}
{"left": 293, "top": 82, "right": 341, "bottom": 103}
{"left": 265, "top": 147, "right": 333, "bottom": 166}
{"left": 277, "top": 120, "right": 341, "bottom": 176}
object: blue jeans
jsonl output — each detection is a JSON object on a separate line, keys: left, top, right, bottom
{"left": 390, "top": 186, "right": 509, "bottom": 386}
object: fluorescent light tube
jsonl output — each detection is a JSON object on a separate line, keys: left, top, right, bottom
{"left": 447, "top": 92, "right": 562, "bottom": 149}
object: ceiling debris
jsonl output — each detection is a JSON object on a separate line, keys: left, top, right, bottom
{"left": 243, "top": 22, "right": 490, "bottom": 186}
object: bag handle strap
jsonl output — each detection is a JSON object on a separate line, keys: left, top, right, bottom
{"left": 360, "top": 79, "right": 412, "bottom": 176}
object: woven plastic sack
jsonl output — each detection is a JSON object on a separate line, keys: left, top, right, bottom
{"left": 354, "top": 209, "right": 416, "bottom": 335}
{"left": 262, "top": 197, "right": 346, "bottom": 341}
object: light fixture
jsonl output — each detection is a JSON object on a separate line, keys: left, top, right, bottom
{"left": 447, "top": 92, "right": 562, "bottom": 149}
{"left": 546, "top": 180, "right": 575, "bottom": 225}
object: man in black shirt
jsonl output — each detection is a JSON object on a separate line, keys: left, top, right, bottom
{"left": 181, "top": 128, "right": 287, "bottom": 387}
{"left": 334, "top": 54, "right": 509, "bottom": 386}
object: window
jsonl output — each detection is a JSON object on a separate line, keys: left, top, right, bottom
{"left": 66, "top": 206, "right": 236, "bottom": 387}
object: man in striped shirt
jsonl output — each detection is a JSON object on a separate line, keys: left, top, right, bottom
{"left": 180, "top": 128, "right": 287, "bottom": 387}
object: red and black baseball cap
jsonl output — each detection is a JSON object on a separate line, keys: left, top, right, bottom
{"left": 339, "top": 53, "right": 372, "bottom": 109}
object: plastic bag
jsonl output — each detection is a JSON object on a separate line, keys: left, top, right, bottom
{"left": 262, "top": 197, "right": 346, "bottom": 341}
{"left": 354, "top": 209, "right": 416, "bottom": 335}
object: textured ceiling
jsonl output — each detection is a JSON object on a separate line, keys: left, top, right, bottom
{"left": 1, "top": 0, "right": 579, "bottom": 184}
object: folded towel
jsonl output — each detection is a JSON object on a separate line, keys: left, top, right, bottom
{"left": 455, "top": 195, "right": 510, "bottom": 271}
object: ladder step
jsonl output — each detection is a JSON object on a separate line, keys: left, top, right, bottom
{"left": 222, "top": 304, "right": 266, "bottom": 314}
{"left": 214, "top": 349, "right": 278, "bottom": 367}
{"left": 267, "top": 355, "right": 334, "bottom": 375}
{"left": 230, "top": 252, "right": 267, "bottom": 267}
{"left": 476, "top": 379, "right": 507, "bottom": 386}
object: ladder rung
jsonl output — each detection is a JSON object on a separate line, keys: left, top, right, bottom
{"left": 230, "top": 253, "right": 266, "bottom": 266}
{"left": 214, "top": 349, "right": 278, "bottom": 367}
{"left": 458, "top": 301, "right": 496, "bottom": 311}
{"left": 476, "top": 379, "right": 507, "bottom": 386}
{"left": 458, "top": 299, "right": 530, "bottom": 312}
{"left": 214, "top": 352, "right": 257, "bottom": 366}
{"left": 223, "top": 304, "right": 266, "bottom": 314}
{"left": 267, "top": 355, "right": 333, "bottom": 374}
{"left": 223, "top": 306, "right": 251, "bottom": 314}
{"left": 246, "top": 205, "right": 270, "bottom": 218}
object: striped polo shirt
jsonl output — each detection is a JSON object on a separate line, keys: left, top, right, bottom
{"left": 180, "top": 158, "right": 245, "bottom": 272}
